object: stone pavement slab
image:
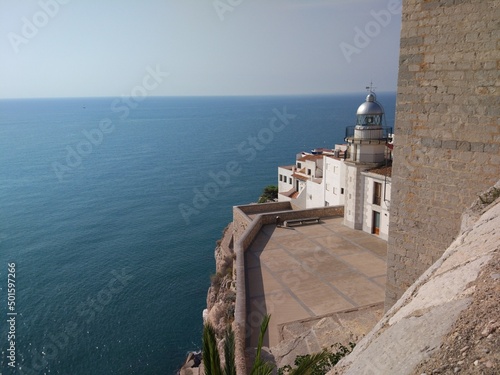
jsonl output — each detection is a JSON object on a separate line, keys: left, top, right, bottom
{"left": 245, "top": 216, "right": 387, "bottom": 348}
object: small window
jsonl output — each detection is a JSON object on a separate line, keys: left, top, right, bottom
{"left": 297, "top": 162, "right": 301, "bottom": 168}
{"left": 307, "top": 169, "right": 311, "bottom": 176}
{"left": 289, "top": 177, "right": 292, "bottom": 184}
{"left": 373, "top": 182, "right": 382, "bottom": 206}
{"left": 341, "top": 188, "right": 344, "bottom": 194}
{"left": 279, "top": 174, "right": 282, "bottom": 182}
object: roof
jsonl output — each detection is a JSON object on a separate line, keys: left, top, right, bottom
{"left": 367, "top": 165, "right": 392, "bottom": 177}
{"left": 297, "top": 154, "right": 324, "bottom": 162}
{"left": 356, "top": 92, "right": 384, "bottom": 116}
{"left": 292, "top": 173, "right": 309, "bottom": 181}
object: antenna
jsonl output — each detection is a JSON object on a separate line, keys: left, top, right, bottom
{"left": 365, "top": 81, "right": 376, "bottom": 93}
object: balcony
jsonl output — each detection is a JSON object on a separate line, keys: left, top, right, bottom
{"left": 345, "top": 126, "right": 393, "bottom": 143}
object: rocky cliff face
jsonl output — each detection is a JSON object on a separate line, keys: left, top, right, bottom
{"left": 179, "top": 224, "right": 237, "bottom": 375}
{"left": 329, "top": 182, "right": 500, "bottom": 375}
{"left": 204, "top": 223, "right": 237, "bottom": 365}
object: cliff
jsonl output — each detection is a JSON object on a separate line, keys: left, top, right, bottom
{"left": 329, "top": 182, "right": 500, "bottom": 374}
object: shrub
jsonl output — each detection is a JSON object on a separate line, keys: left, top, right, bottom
{"left": 258, "top": 185, "right": 278, "bottom": 203}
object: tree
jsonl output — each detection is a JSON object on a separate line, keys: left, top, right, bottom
{"left": 258, "top": 185, "right": 278, "bottom": 203}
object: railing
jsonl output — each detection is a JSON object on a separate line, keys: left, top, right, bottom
{"left": 345, "top": 126, "right": 393, "bottom": 141}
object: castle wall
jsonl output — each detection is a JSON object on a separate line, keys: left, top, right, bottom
{"left": 386, "top": 0, "right": 500, "bottom": 308}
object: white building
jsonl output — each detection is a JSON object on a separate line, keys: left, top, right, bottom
{"left": 278, "top": 91, "right": 393, "bottom": 240}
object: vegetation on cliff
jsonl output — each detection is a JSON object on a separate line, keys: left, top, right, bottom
{"left": 278, "top": 343, "right": 355, "bottom": 375}
{"left": 203, "top": 315, "right": 330, "bottom": 375}
{"left": 258, "top": 185, "right": 278, "bottom": 203}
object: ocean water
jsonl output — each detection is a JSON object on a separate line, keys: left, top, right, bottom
{"left": 0, "top": 93, "right": 395, "bottom": 374}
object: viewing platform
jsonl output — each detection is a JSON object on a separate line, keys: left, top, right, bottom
{"left": 245, "top": 217, "right": 387, "bottom": 349}
{"left": 230, "top": 202, "right": 387, "bottom": 370}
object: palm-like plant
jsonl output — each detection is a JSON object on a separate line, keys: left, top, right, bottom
{"left": 202, "top": 323, "right": 222, "bottom": 375}
{"left": 202, "top": 314, "right": 327, "bottom": 375}
{"left": 249, "top": 314, "right": 274, "bottom": 375}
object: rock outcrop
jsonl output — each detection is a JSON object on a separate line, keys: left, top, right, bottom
{"left": 329, "top": 182, "right": 500, "bottom": 374}
{"left": 203, "top": 223, "right": 237, "bottom": 365}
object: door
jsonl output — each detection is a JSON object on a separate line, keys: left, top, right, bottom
{"left": 372, "top": 211, "right": 380, "bottom": 235}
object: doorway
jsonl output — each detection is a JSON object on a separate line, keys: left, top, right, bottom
{"left": 372, "top": 211, "right": 380, "bottom": 235}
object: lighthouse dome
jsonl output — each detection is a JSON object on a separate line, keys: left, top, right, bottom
{"left": 356, "top": 92, "right": 384, "bottom": 116}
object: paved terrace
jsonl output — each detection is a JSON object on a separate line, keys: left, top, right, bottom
{"left": 245, "top": 217, "right": 387, "bottom": 348}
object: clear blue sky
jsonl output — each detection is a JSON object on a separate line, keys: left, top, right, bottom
{"left": 0, "top": 0, "right": 402, "bottom": 98}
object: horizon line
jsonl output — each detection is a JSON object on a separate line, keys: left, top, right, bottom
{"left": 0, "top": 91, "right": 397, "bottom": 100}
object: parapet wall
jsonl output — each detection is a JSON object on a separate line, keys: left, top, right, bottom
{"left": 386, "top": 0, "right": 500, "bottom": 308}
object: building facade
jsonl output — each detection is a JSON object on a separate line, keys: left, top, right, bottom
{"left": 278, "top": 92, "right": 393, "bottom": 240}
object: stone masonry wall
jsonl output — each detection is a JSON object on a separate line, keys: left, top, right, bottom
{"left": 386, "top": 0, "right": 500, "bottom": 308}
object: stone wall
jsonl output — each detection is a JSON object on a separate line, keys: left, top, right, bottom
{"left": 386, "top": 0, "right": 500, "bottom": 308}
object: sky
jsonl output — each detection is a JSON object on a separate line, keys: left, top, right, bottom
{"left": 0, "top": 0, "right": 402, "bottom": 99}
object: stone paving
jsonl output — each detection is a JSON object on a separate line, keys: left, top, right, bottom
{"left": 245, "top": 217, "right": 387, "bottom": 348}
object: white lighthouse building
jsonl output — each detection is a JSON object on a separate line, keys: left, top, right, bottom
{"left": 277, "top": 90, "right": 393, "bottom": 240}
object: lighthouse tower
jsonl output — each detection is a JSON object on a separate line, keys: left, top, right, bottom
{"left": 343, "top": 89, "right": 391, "bottom": 230}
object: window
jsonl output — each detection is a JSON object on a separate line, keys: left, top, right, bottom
{"left": 307, "top": 169, "right": 311, "bottom": 176}
{"left": 297, "top": 162, "right": 301, "bottom": 168}
{"left": 279, "top": 174, "right": 282, "bottom": 182}
{"left": 289, "top": 177, "right": 292, "bottom": 184}
{"left": 373, "top": 182, "right": 382, "bottom": 206}
{"left": 341, "top": 188, "right": 344, "bottom": 194}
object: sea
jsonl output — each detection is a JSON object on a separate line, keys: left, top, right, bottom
{"left": 0, "top": 93, "right": 395, "bottom": 375}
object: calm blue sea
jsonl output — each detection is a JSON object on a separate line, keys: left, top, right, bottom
{"left": 0, "top": 93, "right": 395, "bottom": 375}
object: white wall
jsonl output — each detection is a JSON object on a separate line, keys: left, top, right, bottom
{"left": 278, "top": 167, "right": 294, "bottom": 201}
{"left": 324, "top": 156, "right": 346, "bottom": 207}
{"left": 362, "top": 173, "right": 391, "bottom": 240}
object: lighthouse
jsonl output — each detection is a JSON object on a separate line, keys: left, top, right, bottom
{"left": 345, "top": 90, "right": 388, "bottom": 163}
{"left": 343, "top": 89, "right": 392, "bottom": 230}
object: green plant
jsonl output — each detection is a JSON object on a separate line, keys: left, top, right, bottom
{"left": 203, "top": 315, "right": 329, "bottom": 375}
{"left": 203, "top": 323, "right": 222, "bottom": 375}
{"left": 249, "top": 314, "right": 275, "bottom": 375}
{"left": 278, "top": 342, "right": 355, "bottom": 375}
{"left": 258, "top": 185, "right": 278, "bottom": 203}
